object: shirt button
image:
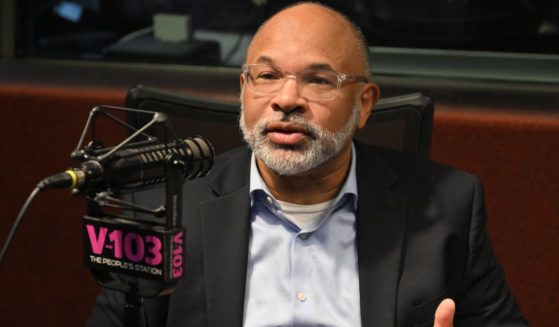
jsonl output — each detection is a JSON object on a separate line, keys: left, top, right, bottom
{"left": 299, "top": 233, "right": 309, "bottom": 240}
{"left": 297, "top": 292, "right": 307, "bottom": 302}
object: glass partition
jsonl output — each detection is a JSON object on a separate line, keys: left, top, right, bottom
{"left": 13, "top": 0, "right": 559, "bottom": 69}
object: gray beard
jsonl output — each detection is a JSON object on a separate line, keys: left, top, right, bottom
{"left": 239, "top": 102, "right": 360, "bottom": 176}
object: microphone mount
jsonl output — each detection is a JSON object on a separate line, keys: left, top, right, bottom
{"left": 2, "top": 104, "right": 214, "bottom": 327}
{"left": 72, "top": 105, "right": 214, "bottom": 327}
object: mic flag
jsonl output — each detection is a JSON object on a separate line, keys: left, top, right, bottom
{"left": 84, "top": 216, "right": 185, "bottom": 283}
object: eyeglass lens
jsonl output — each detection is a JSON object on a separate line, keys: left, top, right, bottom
{"left": 245, "top": 65, "right": 340, "bottom": 100}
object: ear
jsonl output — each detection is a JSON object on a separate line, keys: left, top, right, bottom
{"left": 239, "top": 72, "right": 246, "bottom": 91}
{"left": 356, "top": 82, "right": 380, "bottom": 129}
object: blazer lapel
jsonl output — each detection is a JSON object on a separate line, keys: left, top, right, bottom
{"left": 356, "top": 145, "right": 407, "bottom": 327}
{"left": 200, "top": 150, "right": 251, "bottom": 327}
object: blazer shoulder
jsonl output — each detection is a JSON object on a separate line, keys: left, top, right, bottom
{"left": 183, "top": 146, "right": 251, "bottom": 198}
{"left": 355, "top": 142, "right": 482, "bottom": 204}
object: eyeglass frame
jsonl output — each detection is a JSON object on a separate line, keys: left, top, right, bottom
{"left": 241, "top": 63, "right": 370, "bottom": 101}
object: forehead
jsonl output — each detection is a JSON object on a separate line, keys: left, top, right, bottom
{"left": 247, "top": 5, "right": 362, "bottom": 73}
{"left": 252, "top": 55, "right": 337, "bottom": 72}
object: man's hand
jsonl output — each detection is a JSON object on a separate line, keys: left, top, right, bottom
{"left": 434, "top": 298, "right": 455, "bottom": 327}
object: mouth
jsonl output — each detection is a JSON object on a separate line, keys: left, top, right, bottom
{"left": 264, "top": 122, "right": 311, "bottom": 145}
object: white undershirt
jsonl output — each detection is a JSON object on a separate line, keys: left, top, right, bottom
{"left": 275, "top": 198, "right": 334, "bottom": 230}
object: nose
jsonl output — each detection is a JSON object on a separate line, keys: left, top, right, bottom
{"left": 271, "top": 75, "right": 306, "bottom": 114}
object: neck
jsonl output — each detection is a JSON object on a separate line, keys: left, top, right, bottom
{"left": 256, "top": 145, "right": 352, "bottom": 205}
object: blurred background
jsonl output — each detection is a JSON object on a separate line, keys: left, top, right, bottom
{"left": 1, "top": 1, "right": 558, "bottom": 326}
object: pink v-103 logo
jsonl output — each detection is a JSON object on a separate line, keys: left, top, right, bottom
{"left": 86, "top": 224, "right": 163, "bottom": 266}
{"left": 172, "top": 230, "right": 184, "bottom": 278}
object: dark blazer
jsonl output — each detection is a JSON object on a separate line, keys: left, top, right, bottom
{"left": 88, "top": 143, "right": 527, "bottom": 327}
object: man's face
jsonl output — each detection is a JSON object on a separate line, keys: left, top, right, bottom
{"left": 239, "top": 98, "right": 360, "bottom": 176}
{"left": 239, "top": 5, "right": 378, "bottom": 176}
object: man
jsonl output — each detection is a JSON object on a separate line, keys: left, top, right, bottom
{"left": 89, "top": 2, "right": 526, "bottom": 326}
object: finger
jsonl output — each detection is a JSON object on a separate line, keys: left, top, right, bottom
{"left": 434, "top": 298, "right": 455, "bottom": 327}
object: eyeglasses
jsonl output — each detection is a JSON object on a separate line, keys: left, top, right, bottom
{"left": 242, "top": 63, "right": 369, "bottom": 101}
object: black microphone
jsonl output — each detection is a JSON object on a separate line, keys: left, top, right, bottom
{"left": 37, "top": 136, "right": 214, "bottom": 192}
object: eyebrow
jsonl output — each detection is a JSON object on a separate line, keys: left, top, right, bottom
{"left": 253, "top": 56, "right": 336, "bottom": 72}
{"left": 254, "top": 56, "right": 274, "bottom": 65}
{"left": 307, "top": 63, "right": 335, "bottom": 72}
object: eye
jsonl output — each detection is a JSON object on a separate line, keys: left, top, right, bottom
{"left": 303, "top": 73, "right": 337, "bottom": 87}
{"left": 256, "top": 71, "right": 280, "bottom": 80}
{"left": 309, "top": 76, "right": 332, "bottom": 85}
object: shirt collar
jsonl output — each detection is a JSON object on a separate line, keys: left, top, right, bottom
{"left": 249, "top": 143, "right": 358, "bottom": 209}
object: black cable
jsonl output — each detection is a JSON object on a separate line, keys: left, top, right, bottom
{"left": 0, "top": 187, "right": 41, "bottom": 266}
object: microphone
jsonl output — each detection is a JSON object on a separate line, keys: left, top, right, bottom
{"left": 37, "top": 136, "right": 214, "bottom": 192}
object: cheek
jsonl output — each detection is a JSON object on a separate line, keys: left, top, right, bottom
{"left": 315, "top": 102, "right": 355, "bottom": 131}
{"left": 241, "top": 97, "right": 267, "bottom": 128}
{"left": 306, "top": 110, "right": 342, "bottom": 133}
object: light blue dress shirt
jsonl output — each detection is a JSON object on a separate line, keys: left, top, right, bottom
{"left": 243, "top": 146, "right": 361, "bottom": 327}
